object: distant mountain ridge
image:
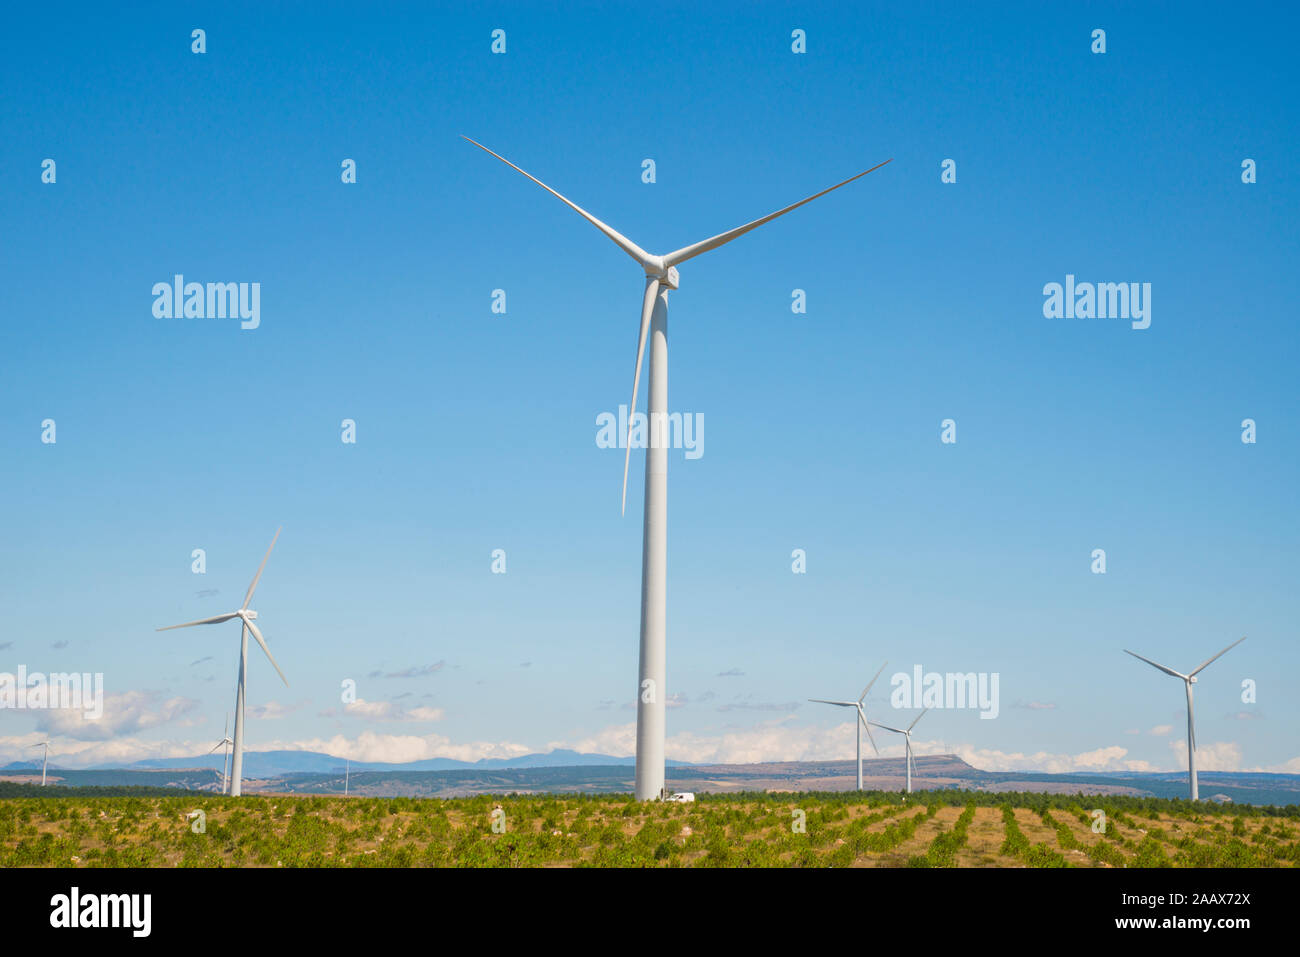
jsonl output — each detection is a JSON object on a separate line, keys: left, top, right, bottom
{"left": 5, "top": 754, "right": 1298, "bottom": 805}
{"left": 84, "top": 748, "right": 692, "bottom": 776}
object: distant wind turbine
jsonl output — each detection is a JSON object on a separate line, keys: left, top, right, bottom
{"left": 208, "top": 713, "right": 234, "bottom": 795}
{"left": 809, "top": 662, "right": 888, "bottom": 790}
{"left": 158, "top": 529, "right": 289, "bottom": 796}
{"left": 1124, "top": 636, "right": 1246, "bottom": 801}
{"left": 466, "top": 137, "right": 892, "bottom": 799}
{"left": 31, "top": 741, "right": 49, "bottom": 786}
{"left": 869, "top": 708, "right": 929, "bottom": 795}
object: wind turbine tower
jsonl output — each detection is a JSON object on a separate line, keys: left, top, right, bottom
{"left": 208, "top": 714, "right": 234, "bottom": 795}
{"left": 158, "top": 529, "right": 289, "bottom": 796}
{"left": 868, "top": 708, "right": 929, "bottom": 794}
{"left": 32, "top": 741, "right": 50, "bottom": 786}
{"left": 1124, "top": 636, "right": 1245, "bottom": 801}
{"left": 466, "top": 137, "right": 891, "bottom": 799}
{"left": 809, "top": 663, "right": 888, "bottom": 790}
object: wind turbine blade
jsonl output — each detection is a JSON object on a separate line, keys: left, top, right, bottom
{"left": 664, "top": 159, "right": 892, "bottom": 267}
{"left": 1189, "top": 636, "right": 1246, "bottom": 677}
{"left": 622, "top": 277, "right": 661, "bottom": 515}
{"left": 868, "top": 721, "right": 906, "bottom": 734}
{"left": 208, "top": 742, "right": 225, "bottom": 754}
{"left": 244, "top": 619, "right": 289, "bottom": 687}
{"left": 859, "top": 661, "right": 889, "bottom": 704}
{"left": 1186, "top": 687, "right": 1197, "bottom": 753}
{"left": 462, "top": 136, "right": 654, "bottom": 269}
{"left": 857, "top": 708, "right": 878, "bottom": 754}
{"left": 157, "top": 612, "right": 240, "bottom": 631}
{"left": 242, "top": 527, "right": 281, "bottom": 610}
{"left": 907, "top": 707, "right": 929, "bottom": 732}
{"left": 1123, "top": 649, "right": 1186, "bottom": 680}
{"left": 808, "top": 699, "right": 856, "bottom": 707}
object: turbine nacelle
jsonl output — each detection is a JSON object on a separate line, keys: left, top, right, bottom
{"left": 238, "top": 609, "right": 258, "bottom": 621}
{"left": 644, "top": 260, "right": 680, "bottom": 290}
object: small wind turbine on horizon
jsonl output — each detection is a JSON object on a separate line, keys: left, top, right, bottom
{"left": 809, "top": 663, "right": 888, "bottom": 790}
{"left": 158, "top": 529, "right": 289, "bottom": 797}
{"left": 465, "top": 136, "right": 892, "bottom": 800}
{"left": 1124, "top": 636, "right": 1246, "bottom": 801}
{"left": 32, "top": 741, "right": 50, "bottom": 786}
{"left": 208, "top": 713, "right": 234, "bottom": 795}
{"left": 869, "top": 708, "right": 929, "bottom": 795}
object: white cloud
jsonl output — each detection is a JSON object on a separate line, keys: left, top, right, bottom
{"left": 557, "top": 719, "right": 905, "bottom": 766}
{"left": 258, "top": 731, "right": 530, "bottom": 765}
{"left": 35, "top": 691, "right": 200, "bottom": 741}
{"left": 550, "top": 719, "right": 1173, "bottom": 772}
{"left": 940, "top": 743, "right": 1147, "bottom": 774}
{"left": 552, "top": 719, "right": 1194, "bottom": 773}
{"left": 0, "top": 729, "right": 530, "bottom": 769}
{"left": 1121, "top": 758, "right": 1159, "bottom": 772}
{"left": 553, "top": 723, "right": 637, "bottom": 758}
{"left": 405, "top": 707, "right": 446, "bottom": 722}
{"left": 247, "top": 700, "right": 305, "bottom": 720}
{"left": 1149, "top": 724, "right": 1173, "bottom": 736}
{"left": 330, "top": 698, "right": 445, "bottom": 723}
{"left": 1168, "top": 739, "right": 1241, "bottom": 772}
{"left": 0, "top": 733, "right": 228, "bottom": 768}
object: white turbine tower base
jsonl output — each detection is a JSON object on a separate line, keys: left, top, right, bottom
{"left": 466, "top": 137, "right": 891, "bottom": 800}
{"left": 810, "top": 662, "right": 888, "bottom": 790}
{"left": 1124, "top": 636, "right": 1245, "bottom": 801}
{"left": 869, "top": 708, "right": 929, "bottom": 795}
{"left": 158, "top": 529, "right": 289, "bottom": 797}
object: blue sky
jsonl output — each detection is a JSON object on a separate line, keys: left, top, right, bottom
{"left": 1, "top": 2, "right": 1296, "bottom": 775}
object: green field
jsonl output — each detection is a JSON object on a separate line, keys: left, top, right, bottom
{"left": 2, "top": 785, "right": 1297, "bottom": 867}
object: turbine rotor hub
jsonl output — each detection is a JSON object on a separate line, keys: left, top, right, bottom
{"left": 240, "top": 609, "right": 258, "bottom": 620}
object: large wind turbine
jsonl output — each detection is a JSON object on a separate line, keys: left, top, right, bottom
{"left": 208, "top": 713, "right": 234, "bottom": 795}
{"left": 31, "top": 741, "right": 49, "bottom": 786}
{"left": 1124, "top": 636, "right": 1245, "bottom": 801}
{"left": 869, "top": 708, "right": 928, "bottom": 795}
{"left": 465, "top": 137, "right": 891, "bottom": 800}
{"left": 158, "top": 529, "right": 288, "bottom": 796}
{"left": 809, "top": 662, "right": 888, "bottom": 790}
